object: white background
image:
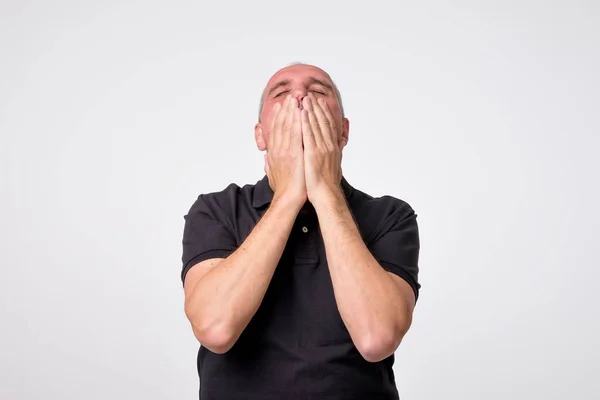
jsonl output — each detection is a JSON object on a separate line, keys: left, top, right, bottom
{"left": 1, "top": 1, "right": 599, "bottom": 399}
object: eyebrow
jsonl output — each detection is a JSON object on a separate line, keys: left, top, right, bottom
{"left": 307, "top": 77, "right": 333, "bottom": 91}
{"left": 266, "top": 79, "right": 291, "bottom": 97}
{"left": 266, "top": 77, "right": 334, "bottom": 97}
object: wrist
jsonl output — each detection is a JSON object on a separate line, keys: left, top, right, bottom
{"left": 271, "top": 192, "right": 306, "bottom": 214}
{"left": 309, "top": 184, "right": 346, "bottom": 212}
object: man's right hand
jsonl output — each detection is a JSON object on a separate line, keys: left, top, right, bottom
{"left": 186, "top": 97, "right": 308, "bottom": 350}
{"left": 264, "top": 95, "right": 307, "bottom": 208}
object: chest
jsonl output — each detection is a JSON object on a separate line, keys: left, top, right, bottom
{"left": 234, "top": 207, "right": 351, "bottom": 347}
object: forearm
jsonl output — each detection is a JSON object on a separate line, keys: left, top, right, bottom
{"left": 186, "top": 195, "right": 302, "bottom": 351}
{"left": 313, "top": 188, "right": 411, "bottom": 360}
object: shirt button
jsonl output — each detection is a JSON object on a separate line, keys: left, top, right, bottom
{"left": 301, "top": 226, "right": 308, "bottom": 233}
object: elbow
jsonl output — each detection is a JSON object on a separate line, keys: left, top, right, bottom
{"left": 357, "top": 324, "right": 410, "bottom": 363}
{"left": 185, "top": 305, "right": 238, "bottom": 354}
{"left": 357, "top": 335, "right": 399, "bottom": 363}
{"left": 191, "top": 323, "right": 237, "bottom": 354}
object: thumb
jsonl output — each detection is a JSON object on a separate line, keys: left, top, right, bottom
{"left": 264, "top": 153, "right": 270, "bottom": 176}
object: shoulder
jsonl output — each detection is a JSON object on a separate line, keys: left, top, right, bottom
{"left": 347, "top": 185, "right": 418, "bottom": 245}
{"left": 351, "top": 186, "right": 416, "bottom": 223}
{"left": 185, "top": 180, "right": 258, "bottom": 223}
{"left": 189, "top": 179, "right": 258, "bottom": 209}
{"left": 194, "top": 181, "right": 243, "bottom": 207}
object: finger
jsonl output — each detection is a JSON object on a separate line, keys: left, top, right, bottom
{"left": 317, "top": 97, "right": 338, "bottom": 148}
{"left": 301, "top": 108, "right": 316, "bottom": 151}
{"left": 267, "top": 102, "right": 282, "bottom": 150}
{"left": 307, "top": 96, "right": 327, "bottom": 149}
{"left": 264, "top": 153, "right": 270, "bottom": 176}
{"left": 292, "top": 106, "right": 302, "bottom": 150}
{"left": 309, "top": 93, "right": 334, "bottom": 150}
{"left": 304, "top": 96, "right": 325, "bottom": 150}
{"left": 282, "top": 97, "right": 297, "bottom": 149}
{"left": 273, "top": 95, "right": 291, "bottom": 150}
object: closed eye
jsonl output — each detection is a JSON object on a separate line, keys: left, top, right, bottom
{"left": 274, "top": 90, "right": 289, "bottom": 98}
{"left": 311, "top": 90, "right": 326, "bottom": 95}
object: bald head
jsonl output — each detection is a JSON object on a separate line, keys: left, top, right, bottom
{"left": 257, "top": 63, "right": 345, "bottom": 122}
{"left": 253, "top": 63, "right": 350, "bottom": 153}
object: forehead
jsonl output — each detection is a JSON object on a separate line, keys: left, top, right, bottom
{"left": 265, "top": 65, "right": 334, "bottom": 89}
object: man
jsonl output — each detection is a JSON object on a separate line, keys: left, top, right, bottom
{"left": 181, "top": 63, "right": 420, "bottom": 399}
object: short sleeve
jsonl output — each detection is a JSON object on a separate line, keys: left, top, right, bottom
{"left": 181, "top": 195, "right": 238, "bottom": 285}
{"left": 369, "top": 204, "right": 421, "bottom": 300}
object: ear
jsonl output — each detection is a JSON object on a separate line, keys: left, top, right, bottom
{"left": 254, "top": 122, "right": 266, "bottom": 151}
{"left": 340, "top": 118, "right": 350, "bottom": 149}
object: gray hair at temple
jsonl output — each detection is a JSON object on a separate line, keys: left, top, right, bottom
{"left": 257, "top": 62, "right": 345, "bottom": 122}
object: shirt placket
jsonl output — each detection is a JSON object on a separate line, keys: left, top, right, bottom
{"left": 292, "top": 210, "right": 319, "bottom": 265}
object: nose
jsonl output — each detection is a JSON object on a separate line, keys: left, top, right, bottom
{"left": 292, "top": 89, "right": 307, "bottom": 109}
{"left": 296, "top": 95, "right": 307, "bottom": 110}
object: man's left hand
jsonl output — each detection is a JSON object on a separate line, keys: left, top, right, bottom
{"left": 301, "top": 93, "right": 344, "bottom": 205}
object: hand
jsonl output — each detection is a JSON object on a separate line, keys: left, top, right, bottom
{"left": 301, "top": 93, "right": 344, "bottom": 204}
{"left": 264, "top": 95, "right": 307, "bottom": 207}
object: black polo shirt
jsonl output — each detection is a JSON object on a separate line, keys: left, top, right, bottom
{"left": 181, "top": 175, "right": 420, "bottom": 400}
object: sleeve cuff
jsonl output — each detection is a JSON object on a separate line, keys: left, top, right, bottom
{"left": 378, "top": 260, "right": 421, "bottom": 302}
{"left": 181, "top": 249, "right": 235, "bottom": 285}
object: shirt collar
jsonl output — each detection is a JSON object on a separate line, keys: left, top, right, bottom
{"left": 251, "top": 174, "right": 355, "bottom": 209}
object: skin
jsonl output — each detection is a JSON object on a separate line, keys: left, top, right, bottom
{"left": 184, "top": 64, "right": 416, "bottom": 362}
